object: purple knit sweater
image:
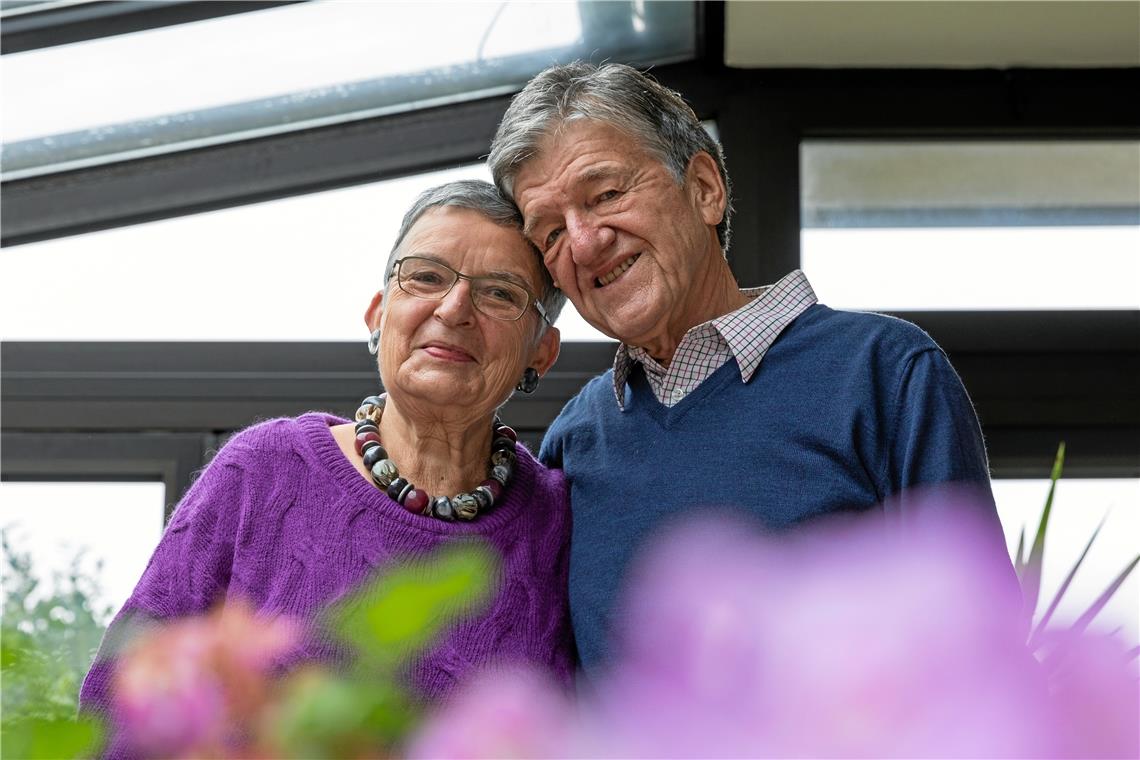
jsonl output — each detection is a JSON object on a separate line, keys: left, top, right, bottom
{"left": 81, "top": 412, "right": 573, "bottom": 755}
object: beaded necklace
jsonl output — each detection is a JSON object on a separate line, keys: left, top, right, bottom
{"left": 353, "top": 394, "right": 517, "bottom": 522}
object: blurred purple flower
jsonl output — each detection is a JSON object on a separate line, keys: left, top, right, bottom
{"left": 406, "top": 665, "right": 575, "bottom": 759}
{"left": 412, "top": 486, "right": 1137, "bottom": 758}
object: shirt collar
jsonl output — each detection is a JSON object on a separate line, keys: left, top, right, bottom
{"left": 611, "top": 269, "right": 818, "bottom": 408}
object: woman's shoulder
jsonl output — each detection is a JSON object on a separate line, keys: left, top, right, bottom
{"left": 513, "top": 443, "right": 571, "bottom": 527}
{"left": 217, "top": 412, "right": 345, "bottom": 460}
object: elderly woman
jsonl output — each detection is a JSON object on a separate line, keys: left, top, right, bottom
{"left": 81, "top": 180, "right": 571, "bottom": 754}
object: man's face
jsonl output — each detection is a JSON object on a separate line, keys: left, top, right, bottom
{"left": 511, "top": 120, "right": 726, "bottom": 354}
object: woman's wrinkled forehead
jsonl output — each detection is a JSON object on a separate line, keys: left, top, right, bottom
{"left": 396, "top": 206, "right": 542, "bottom": 285}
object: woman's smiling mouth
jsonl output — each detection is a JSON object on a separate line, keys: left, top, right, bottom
{"left": 421, "top": 342, "right": 476, "bottom": 362}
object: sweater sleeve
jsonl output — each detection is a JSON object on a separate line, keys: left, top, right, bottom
{"left": 887, "top": 348, "right": 992, "bottom": 494}
{"left": 79, "top": 431, "right": 259, "bottom": 757}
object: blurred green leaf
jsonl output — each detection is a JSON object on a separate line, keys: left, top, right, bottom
{"left": 1021, "top": 442, "right": 1065, "bottom": 618}
{"left": 267, "top": 670, "right": 409, "bottom": 758}
{"left": 326, "top": 541, "right": 496, "bottom": 672}
{"left": 0, "top": 716, "right": 103, "bottom": 760}
{"left": 1067, "top": 554, "right": 1140, "bottom": 639}
{"left": 1013, "top": 525, "right": 1027, "bottom": 578}
{"left": 1028, "top": 513, "right": 1107, "bottom": 649}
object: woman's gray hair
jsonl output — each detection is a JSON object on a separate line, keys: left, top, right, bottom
{"left": 488, "top": 62, "right": 734, "bottom": 252}
{"left": 385, "top": 179, "right": 566, "bottom": 325}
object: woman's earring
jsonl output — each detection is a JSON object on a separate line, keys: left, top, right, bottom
{"left": 367, "top": 328, "right": 381, "bottom": 355}
{"left": 516, "top": 367, "right": 540, "bottom": 394}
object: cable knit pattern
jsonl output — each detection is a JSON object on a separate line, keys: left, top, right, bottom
{"left": 81, "top": 412, "right": 572, "bottom": 757}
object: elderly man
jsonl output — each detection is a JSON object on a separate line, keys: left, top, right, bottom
{"left": 489, "top": 62, "right": 1008, "bottom": 674}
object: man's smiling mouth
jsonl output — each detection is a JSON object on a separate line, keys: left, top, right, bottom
{"left": 596, "top": 254, "right": 640, "bottom": 288}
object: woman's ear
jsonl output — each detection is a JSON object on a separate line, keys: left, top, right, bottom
{"left": 530, "top": 325, "right": 561, "bottom": 377}
{"left": 364, "top": 290, "right": 385, "bottom": 332}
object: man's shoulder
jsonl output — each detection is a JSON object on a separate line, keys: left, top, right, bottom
{"left": 540, "top": 368, "right": 616, "bottom": 465}
{"left": 789, "top": 303, "right": 942, "bottom": 357}
{"left": 559, "top": 368, "right": 618, "bottom": 414}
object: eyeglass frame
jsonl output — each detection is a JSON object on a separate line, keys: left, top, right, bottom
{"left": 389, "top": 256, "right": 551, "bottom": 325}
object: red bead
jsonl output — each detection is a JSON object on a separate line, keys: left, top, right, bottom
{"left": 480, "top": 478, "right": 503, "bottom": 501}
{"left": 354, "top": 431, "right": 381, "bottom": 455}
{"left": 496, "top": 425, "right": 517, "bottom": 442}
{"left": 403, "top": 488, "right": 429, "bottom": 515}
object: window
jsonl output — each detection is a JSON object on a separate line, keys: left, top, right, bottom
{"left": 1, "top": 1, "right": 696, "bottom": 177}
{"left": 994, "top": 478, "right": 1139, "bottom": 644}
{"left": 0, "top": 481, "right": 166, "bottom": 618}
{"left": 0, "top": 162, "right": 608, "bottom": 342}
{"left": 800, "top": 141, "right": 1140, "bottom": 310}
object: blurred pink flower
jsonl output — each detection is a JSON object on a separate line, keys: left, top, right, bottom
{"left": 113, "top": 599, "right": 298, "bottom": 757}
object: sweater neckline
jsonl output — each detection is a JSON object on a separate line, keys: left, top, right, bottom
{"left": 628, "top": 359, "right": 744, "bottom": 429}
{"left": 296, "top": 412, "right": 537, "bottom": 535}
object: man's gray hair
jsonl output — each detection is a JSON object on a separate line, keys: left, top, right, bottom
{"left": 385, "top": 179, "right": 566, "bottom": 325}
{"left": 488, "top": 61, "right": 733, "bottom": 251}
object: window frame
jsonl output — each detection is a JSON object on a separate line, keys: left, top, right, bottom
{"left": 3, "top": 2, "right": 1137, "bottom": 492}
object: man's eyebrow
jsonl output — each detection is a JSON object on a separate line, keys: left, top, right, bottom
{"left": 522, "top": 165, "right": 631, "bottom": 240}
{"left": 580, "top": 165, "right": 628, "bottom": 184}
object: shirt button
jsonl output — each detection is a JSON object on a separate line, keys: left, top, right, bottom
{"left": 671, "top": 389, "right": 685, "bottom": 403}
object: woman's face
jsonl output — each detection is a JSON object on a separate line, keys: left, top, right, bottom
{"left": 366, "top": 206, "right": 559, "bottom": 421}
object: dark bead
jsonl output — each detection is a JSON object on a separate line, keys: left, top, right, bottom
{"left": 371, "top": 459, "right": 399, "bottom": 489}
{"left": 362, "top": 395, "right": 385, "bottom": 409}
{"left": 403, "top": 488, "right": 430, "bottom": 515}
{"left": 362, "top": 444, "right": 388, "bottom": 469}
{"left": 471, "top": 487, "right": 492, "bottom": 510}
{"left": 495, "top": 425, "right": 517, "bottom": 442}
{"left": 386, "top": 477, "right": 410, "bottom": 501}
{"left": 354, "top": 421, "right": 379, "bottom": 435}
{"left": 493, "top": 437, "right": 515, "bottom": 452}
{"left": 491, "top": 449, "right": 516, "bottom": 468}
{"left": 354, "top": 431, "right": 381, "bottom": 456}
{"left": 453, "top": 493, "right": 479, "bottom": 520}
{"left": 432, "top": 496, "right": 456, "bottom": 522}
{"left": 491, "top": 464, "right": 511, "bottom": 485}
{"left": 480, "top": 478, "right": 503, "bottom": 501}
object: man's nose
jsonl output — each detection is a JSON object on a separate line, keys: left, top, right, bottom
{"left": 566, "top": 211, "right": 615, "bottom": 264}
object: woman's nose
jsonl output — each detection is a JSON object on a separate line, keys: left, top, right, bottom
{"left": 434, "top": 279, "right": 477, "bottom": 324}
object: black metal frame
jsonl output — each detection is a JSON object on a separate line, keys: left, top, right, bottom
{"left": 3, "top": 2, "right": 1139, "bottom": 503}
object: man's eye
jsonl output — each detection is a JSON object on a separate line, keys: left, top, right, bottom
{"left": 597, "top": 189, "right": 620, "bottom": 203}
{"left": 544, "top": 228, "right": 563, "bottom": 250}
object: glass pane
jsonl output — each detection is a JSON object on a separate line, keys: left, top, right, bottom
{"left": 993, "top": 478, "right": 1139, "bottom": 644}
{"left": 0, "top": 481, "right": 166, "bottom": 619}
{"left": 800, "top": 141, "right": 1140, "bottom": 310}
{"left": 1, "top": 1, "right": 696, "bottom": 176}
{"left": 0, "top": 163, "right": 609, "bottom": 342}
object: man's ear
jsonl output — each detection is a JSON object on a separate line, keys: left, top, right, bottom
{"left": 686, "top": 150, "right": 727, "bottom": 228}
{"left": 530, "top": 325, "right": 561, "bottom": 377}
{"left": 364, "top": 290, "right": 385, "bottom": 332}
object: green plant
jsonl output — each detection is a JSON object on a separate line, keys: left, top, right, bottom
{"left": 1011, "top": 443, "right": 1140, "bottom": 654}
{"left": 1, "top": 527, "right": 109, "bottom": 758}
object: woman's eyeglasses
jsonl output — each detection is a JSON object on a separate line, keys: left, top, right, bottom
{"left": 392, "top": 256, "right": 549, "bottom": 324}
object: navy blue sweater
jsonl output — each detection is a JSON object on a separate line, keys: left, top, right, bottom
{"left": 540, "top": 304, "right": 1004, "bottom": 675}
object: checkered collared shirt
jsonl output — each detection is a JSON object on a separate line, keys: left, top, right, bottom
{"left": 612, "top": 269, "right": 818, "bottom": 409}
